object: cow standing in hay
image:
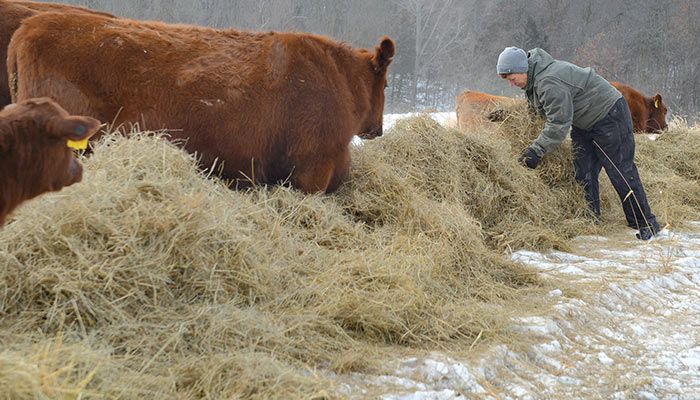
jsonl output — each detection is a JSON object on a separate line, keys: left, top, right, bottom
{"left": 611, "top": 82, "right": 668, "bottom": 133}
{"left": 0, "top": 98, "right": 100, "bottom": 226}
{"left": 8, "top": 13, "right": 395, "bottom": 193}
{"left": 0, "top": 0, "right": 114, "bottom": 108}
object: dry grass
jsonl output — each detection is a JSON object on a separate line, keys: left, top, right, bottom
{"left": 0, "top": 111, "right": 698, "bottom": 398}
{"left": 0, "top": 129, "right": 547, "bottom": 399}
{"left": 634, "top": 125, "right": 700, "bottom": 226}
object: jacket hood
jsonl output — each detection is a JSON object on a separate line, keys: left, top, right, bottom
{"left": 525, "top": 48, "right": 555, "bottom": 91}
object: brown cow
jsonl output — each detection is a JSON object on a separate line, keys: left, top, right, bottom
{"left": 0, "top": 0, "right": 114, "bottom": 107}
{"left": 8, "top": 13, "right": 395, "bottom": 193}
{"left": 611, "top": 82, "right": 667, "bottom": 133}
{"left": 455, "top": 90, "right": 524, "bottom": 131}
{"left": 0, "top": 98, "right": 100, "bottom": 226}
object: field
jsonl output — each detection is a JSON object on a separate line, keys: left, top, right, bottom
{"left": 1, "top": 110, "right": 699, "bottom": 399}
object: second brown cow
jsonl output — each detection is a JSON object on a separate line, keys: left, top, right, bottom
{"left": 9, "top": 13, "right": 395, "bottom": 193}
{"left": 0, "top": 0, "right": 114, "bottom": 107}
{"left": 611, "top": 82, "right": 668, "bottom": 133}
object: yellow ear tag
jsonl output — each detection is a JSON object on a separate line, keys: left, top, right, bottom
{"left": 67, "top": 138, "right": 89, "bottom": 150}
{"left": 654, "top": 99, "right": 659, "bottom": 108}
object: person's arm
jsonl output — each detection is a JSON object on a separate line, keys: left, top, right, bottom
{"left": 529, "top": 78, "right": 574, "bottom": 157}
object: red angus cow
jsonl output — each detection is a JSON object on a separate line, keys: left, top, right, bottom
{"left": 455, "top": 90, "right": 524, "bottom": 131}
{"left": 611, "top": 82, "right": 668, "bottom": 133}
{"left": 0, "top": 0, "right": 114, "bottom": 107}
{"left": 0, "top": 98, "right": 100, "bottom": 226}
{"left": 8, "top": 13, "right": 395, "bottom": 193}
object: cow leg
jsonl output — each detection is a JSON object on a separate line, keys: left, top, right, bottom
{"left": 326, "top": 148, "right": 351, "bottom": 193}
{"left": 292, "top": 159, "right": 335, "bottom": 194}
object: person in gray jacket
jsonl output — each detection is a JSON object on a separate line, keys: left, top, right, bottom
{"left": 496, "top": 46, "right": 660, "bottom": 240}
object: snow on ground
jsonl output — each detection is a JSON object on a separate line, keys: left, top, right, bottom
{"left": 338, "top": 222, "right": 700, "bottom": 399}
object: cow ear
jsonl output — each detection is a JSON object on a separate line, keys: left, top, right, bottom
{"left": 372, "top": 36, "right": 395, "bottom": 72}
{"left": 653, "top": 93, "right": 662, "bottom": 109}
{"left": 49, "top": 116, "right": 101, "bottom": 140}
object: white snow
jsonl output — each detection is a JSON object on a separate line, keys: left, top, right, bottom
{"left": 382, "top": 112, "right": 456, "bottom": 131}
{"left": 353, "top": 111, "right": 457, "bottom": 146}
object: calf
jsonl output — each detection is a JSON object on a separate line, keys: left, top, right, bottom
{"left": 0, "top": 98, "right": 100, "bottom": 226}
{"left": 9, "top": 13, "right": 395, "bottom": 193}
{"left": 0, "top": 0, "right": 114, "bottom": 107}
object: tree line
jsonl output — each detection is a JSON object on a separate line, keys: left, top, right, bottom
{"left": 41, "top": 0, "right": 700, "bottom": 119}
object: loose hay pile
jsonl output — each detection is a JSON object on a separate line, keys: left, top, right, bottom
{"left": 1, "top": 113, "right": 698, "bottom": 399}
{"left": 634, "top": 124, "right": 700, "bottom": 224}
{"left": 0, "top": 129, "right": 546, "bottom": 399}
{"left": 347, "top": 115, "right": 595, "bottom": 251}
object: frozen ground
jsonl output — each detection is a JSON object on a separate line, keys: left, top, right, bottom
{"left": 338, "top": 223, "right": 700, "bottom": 399}
{"left": 335, "top": 113, "right": 700, "bottom": 399}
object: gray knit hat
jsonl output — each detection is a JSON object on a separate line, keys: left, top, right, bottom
{"left": 497, "top": 47, "right": 528, "bottom": 74}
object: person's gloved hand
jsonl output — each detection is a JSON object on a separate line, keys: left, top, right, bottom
{"left": 518, "top": 147, "right": 542, "bottom": 169}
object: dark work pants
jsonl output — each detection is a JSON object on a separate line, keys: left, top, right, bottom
{"left": 571, "top": 97, "right": 660, "bottom": 232}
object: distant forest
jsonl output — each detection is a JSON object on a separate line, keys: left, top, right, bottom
{"left": 39, "top": 0, "right": 700, "bottom": 119}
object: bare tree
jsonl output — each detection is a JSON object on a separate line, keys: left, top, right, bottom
{"left": 392, "top": 0, "right": 469, "bottom": 107}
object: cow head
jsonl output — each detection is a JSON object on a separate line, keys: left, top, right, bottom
{"left": 357, "top": 36, "right": 395, "bottom": 140}
{"left": 646, "top": 93, "right": 667, "bottom": 133}
{"left": 0, "top": 98, "right": 100, "bottom": 203}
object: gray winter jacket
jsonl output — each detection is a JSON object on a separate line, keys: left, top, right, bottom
{"left": 524, "top": 48, "right": 622, "bottom": 156}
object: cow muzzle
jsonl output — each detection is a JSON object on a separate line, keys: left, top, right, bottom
{"left": 648, "top": 119, "right": 667, "bottom": 133}
{"left": 359, "top": 128, "right": 383, "bottom": 140}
